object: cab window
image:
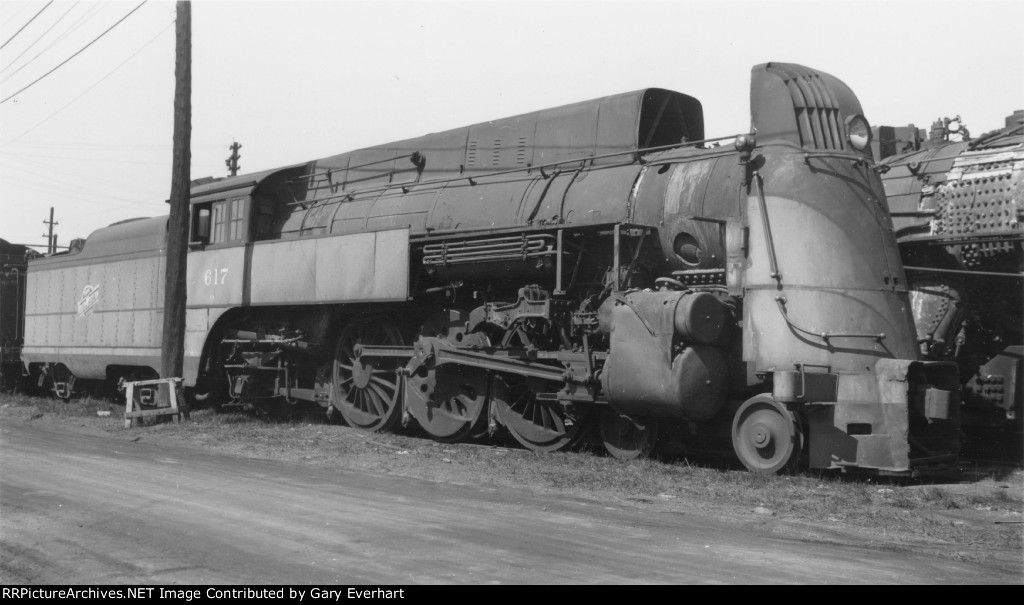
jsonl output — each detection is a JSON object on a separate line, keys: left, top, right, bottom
{"left": 212, "top": 202, "right": 226, "bottom": 243}
{"left": 211, "top": 198, "right": 246, "bottom": 244}
{"left": 191, "top": 197, "right": 249, "bottom": 246}
{"left": 228, "top": 197, "right": 245, "bottom": 241}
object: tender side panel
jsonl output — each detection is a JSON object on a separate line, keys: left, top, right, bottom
{"left": 22, "top": 252, "right": 164, "bottom": 379}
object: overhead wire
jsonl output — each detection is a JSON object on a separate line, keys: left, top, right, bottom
{"left": 0, "top": 0, "right": 54, "bottom": 51}
{"left": 0, "top": 0, "right": 148, "bottom": 105}
{"left": 1, "top": 172, "right": 168, "bottom": 219}
{"left": 0, "top": 149, "right": 173, "bottom": 165}
{"left": 5, "top": 140, "right": 221, "bottom": 150}
{"left": 2, "top": 2, "right": 105, "bottom": 81}
{"left": 1, "top": 1, "right": 81, "bottom": 77}
{"left": 0, "top": 15, "right": 172, "bottom": 150}
{"left": 1, "top": 152, "right": 168, "bottom": 196}
{"left": 1, "top": 172, "right": 165, "bottom": 208}
{"left": 1, "top": 157, "right": 169, "bottom": 207}
{"left": 1, "top": 3, "right": 34, "bottom": 26}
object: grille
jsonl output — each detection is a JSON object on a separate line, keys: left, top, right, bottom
{"left": 492, "top": 138, "right": 502, "bottom": 165}
{"left": 423, "top": 234, "right": 556, "bottom": 266}
{"left": 768, "top": 64, "right": 846, "bottom": 151}
{"left": 516, "top": 136, "right": 528, "bottom": 165}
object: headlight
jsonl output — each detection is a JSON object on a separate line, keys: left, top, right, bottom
{"left": 733, "top": 134, "right": 756, "bottom": 152}
{"left": 845, "top": 114, "right": 871, "bottom": 151}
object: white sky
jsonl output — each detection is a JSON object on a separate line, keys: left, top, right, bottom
{"left": 1, "top": 0, "right": 1022, "bottom": 248}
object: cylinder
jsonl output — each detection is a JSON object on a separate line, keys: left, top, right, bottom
{"left": 599, "top": 290, "right": 729, "bottom": 420}
{"left": 674, "top": 291, "right": 726, "bottom": 344}
{"left": 601, "top": 343, "right": 728, "bottom": 420}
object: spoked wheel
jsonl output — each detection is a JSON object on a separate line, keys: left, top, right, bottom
{"left": 404, "top": 309, "right": 491, "bottom": 441}
{"left": 600, "top": 409, "right": 659, "bottom": 460}
{"left": 407, "top": 366, "right": 489, "bottom": 443}
{"left": 731, "top": 395, "right": 804, "bottom": 474}
{"left": 332, "top": 319, "right": 404, "bottom": 432}
{"left": 491, "top": 374, "right": 593, "bottom": 453}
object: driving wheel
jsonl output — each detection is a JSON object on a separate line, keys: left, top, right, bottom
{"left": 600, "top": 409, "right": 659, "bottom": 460}
{"left": 332, "top": 319, "right": 404, "bottom": 431}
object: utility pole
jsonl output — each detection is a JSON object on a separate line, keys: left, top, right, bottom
{"left": 226, "top": 141, "right": 241, "bottom": 176}
{"left": 161, "top": 1, "right": 190, "bottom": 382}
{"left": 41, "top": 207, "right": 57, "bottom": 254}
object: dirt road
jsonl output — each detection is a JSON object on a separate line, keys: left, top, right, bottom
{"left": 1, "top": 420, "right": 1019, "bottom": 584}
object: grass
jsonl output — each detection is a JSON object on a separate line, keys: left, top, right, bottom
{"left": 2, "top": 390, "right": 1022, "bottom": 566}
{"left": 0, "top": 390, "right": 116, "bottom": 418}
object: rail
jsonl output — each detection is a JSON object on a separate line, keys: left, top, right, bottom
{"left": 774, "top": 296, "right": 886, "bottom": 344}
{"left": 904, "top": 266, "right": 1024, "bottom": 279}
{"left": 801, "top": 150, "right": 873, "bottom": 168}
{"left": 899, "top": 231, "right": 1024, "bottom": 245}
{"left": 285, "top": 133, "right": 746, "bottom": 207}
{"left": 753, "top": 171, "right": 781, "bottom": 281}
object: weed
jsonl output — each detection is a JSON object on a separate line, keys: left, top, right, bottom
{"left": 889, "top": 490, "right": 918, "bottom": 510}
{"left": 990, "top": 488, "right": 1017, "bottom": 504}
{"left": 921, "top": 487, "right": 962, "bottom": 509}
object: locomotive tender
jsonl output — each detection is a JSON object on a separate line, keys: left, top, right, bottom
{"left": 20, "top": 63, "right": 961, "bottom": 474}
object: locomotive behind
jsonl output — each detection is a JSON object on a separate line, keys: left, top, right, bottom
{"left": 0, "top": 239, "right": 32, "bottom": 391}
{"left": 20, "top": 63, "right": 961, "bottom": 474}
{"left": 875, "top": 111, "right": 1023, "bottom": 439}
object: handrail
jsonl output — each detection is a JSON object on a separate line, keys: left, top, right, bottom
{"left": 899, "top": 231, "right": 1024, "bottom": 245}
{"left": 288, "top": 133, "right": 747, "bottom": 207}
{"left": 904, "top": 266, "right": 1024, "bottom": 279}
{"left": 774, "top": 296, "right": 885, "bottom": 343}
{"left": 753, "top": 171, "right": 781, "bottom": 281}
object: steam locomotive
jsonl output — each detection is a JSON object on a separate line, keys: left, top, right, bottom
{"left": 875, "top": 112, "right": 1023, "bottom": 436}
{"left": 18, "top": 62, "right": 961, "bottom": 474}
{"left": 0, "top": 239, "right": 31, "bottom": 391}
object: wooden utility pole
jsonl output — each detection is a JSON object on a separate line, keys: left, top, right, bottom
{"left": 41, "top": 207, "right": 57, "bottom": 254}
{"left": 161, "top": 1, "right": 190, "bottom": 381}
{"left": 226, "top": 141, "right": 241, "bottom": 176}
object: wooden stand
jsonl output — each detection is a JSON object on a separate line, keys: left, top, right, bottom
{"left": 123, "top": 377, "right": 188, "bottom": 428}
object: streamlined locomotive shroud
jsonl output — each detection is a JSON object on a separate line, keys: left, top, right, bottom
{"left": 20, "top": 63, "right": 961, "bottom": 474}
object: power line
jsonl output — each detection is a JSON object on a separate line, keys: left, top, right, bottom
{"left": 0, "top": 0, "right": 54, "bottom": 50}
{"left": 1, "top": 170, "right": 166, "bottom": 208}
{"left": 2, "top": 2, "right": 105, "bottom": 81}
{"left": 0, "top": 17, "right": 172, "bottom": 150}
{"left": 0, "top": 1, "right": 147, "bottom": 105}
{"left": 1, "top": 1, "right": 81, "bottom": 77}
{"left": 1, "top": 152, "right": 169, "bottom": 196}
{"left": 1, "top": 3, "right": 34, "bottom": 27}
{"left": 0, "top": 149, "right": 171, "bottom": 165}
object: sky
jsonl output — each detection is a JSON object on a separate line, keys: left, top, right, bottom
{"left": 1, "top": 0, "right": 1022, "bottom": 249}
